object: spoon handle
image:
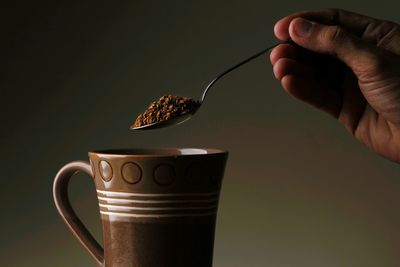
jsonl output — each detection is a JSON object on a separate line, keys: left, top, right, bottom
{"left": 200, "top": 40, "right": 292, "bottom": 102}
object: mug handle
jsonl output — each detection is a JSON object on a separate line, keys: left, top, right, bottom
{"left": 53, "top": 161, "right": 104, "bottom": 267}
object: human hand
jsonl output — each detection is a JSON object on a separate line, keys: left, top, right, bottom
{"left": 270, "top": 9, "right": 400, "bottom": 163}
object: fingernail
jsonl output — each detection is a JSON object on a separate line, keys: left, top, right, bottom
{"left": 294, "top": 18, "right": 313, "bottom": 37}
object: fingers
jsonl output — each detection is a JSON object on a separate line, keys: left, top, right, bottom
{"left": 272, "top": 57, "right": 342, "bottom": 117}
{"left": 272, "top": 9, "right": 400, "bottom": 133}
{"left": 270, "top": 44, "right": 300, "bottom": 64}
{"left": 287, "top": 17, "right": 380, "bottom": 77}
{"left": 280, "top": 74, "right": 342, "bottom": 118}
{"left": 275, "top": 8, "right": 399, "bottom": 51}
{"left": 272, "top": 58, "right": 303, "bottom": 80}
{"left": 274, "top": 8, "right": 379, "bottom": 41}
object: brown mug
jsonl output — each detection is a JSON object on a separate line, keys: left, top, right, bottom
{"left": 53, "top": 148, "right": 228, "bottom": 267}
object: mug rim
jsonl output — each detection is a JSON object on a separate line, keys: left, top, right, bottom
{"left": 88, "top": 147, "right": 228, "bottom": 158}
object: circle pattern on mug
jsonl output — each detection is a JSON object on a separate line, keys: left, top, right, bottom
{"left": 185, "top": 163, "right": 204, "bottom": 185}
{"left": 122, "top": 162, "right": 142, "bottom": 184}
{"left": 99, "top": 160, "right": 113, "bottom": 181}
{"left": 154, "top": 164, "right": 175, "bottom": 185}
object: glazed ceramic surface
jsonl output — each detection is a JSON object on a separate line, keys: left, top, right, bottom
{"left": 53, "top": 148, "right": 228, "bottom": 267}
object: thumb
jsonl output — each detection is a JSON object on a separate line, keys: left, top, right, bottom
{"left": 288, "top": 17, "right": 380, "bottom": 76}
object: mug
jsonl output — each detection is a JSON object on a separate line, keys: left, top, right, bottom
{"left": 53, "top": 148, "right": 228, "bottom": 267}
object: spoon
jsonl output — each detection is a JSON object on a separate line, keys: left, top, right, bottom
{"left": 131, "top": 41, "right": 290, "bottom": 130}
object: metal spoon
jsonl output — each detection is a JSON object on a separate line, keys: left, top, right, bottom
{"left": 131, "top": 41, "right": 289, "bottom": 130}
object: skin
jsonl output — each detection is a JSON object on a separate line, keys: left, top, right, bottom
{"left": 270, "top": 8, "right": 400, "bottom": 163}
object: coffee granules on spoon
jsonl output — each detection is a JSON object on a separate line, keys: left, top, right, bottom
{"left": 132, "top": 95, "right": 200, "bottom": 128}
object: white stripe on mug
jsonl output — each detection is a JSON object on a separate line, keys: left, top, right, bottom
{"left": 99, "top": 203, "right": 217, "bottom": 211}
{"left": 100, "top": 210, "right": 217, "bottom": 218}
{"left": 96, "top": 189, "right": 219, "bottom": 198}
{"left": 97, "top": 196, "right": 219, "bottom": 204}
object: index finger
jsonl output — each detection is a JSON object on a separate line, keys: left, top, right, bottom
{"left": 274, "top": 8, "right": 379, "bottom": 40}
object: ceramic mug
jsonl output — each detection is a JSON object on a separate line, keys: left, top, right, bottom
{"left": 53, "top": 148, "right": 228, "bottom": 267}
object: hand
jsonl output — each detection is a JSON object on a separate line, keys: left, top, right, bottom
{"left": 270, "top": 9, "right": 400, "bottom": 163}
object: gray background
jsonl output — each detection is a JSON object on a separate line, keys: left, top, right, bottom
{"left": 2, "top": 0, "right": 400, "bottom": 266}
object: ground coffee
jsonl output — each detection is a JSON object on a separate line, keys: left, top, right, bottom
{"left": 132, "top": 95, "right": 200, "bottom": 128}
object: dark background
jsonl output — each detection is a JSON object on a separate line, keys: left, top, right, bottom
{"left": 2, "top": 1, "right": 400, "bottom": 266}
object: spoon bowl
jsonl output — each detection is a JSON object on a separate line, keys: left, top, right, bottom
{"left": 131, "top": 109, "right": 197, "bottom": 130}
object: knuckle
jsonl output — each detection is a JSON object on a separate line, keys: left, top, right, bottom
{"left": 324, "top": 26, "right": 345, "bottom": 44}
{"left": 380, "top": 20, "right": 397, "bottom": 30}
{"left": 373, "top": 20, "right": 400, "bottom": 52}
{"left": 380, "top": 20, "right": 399, "bottom": 36}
